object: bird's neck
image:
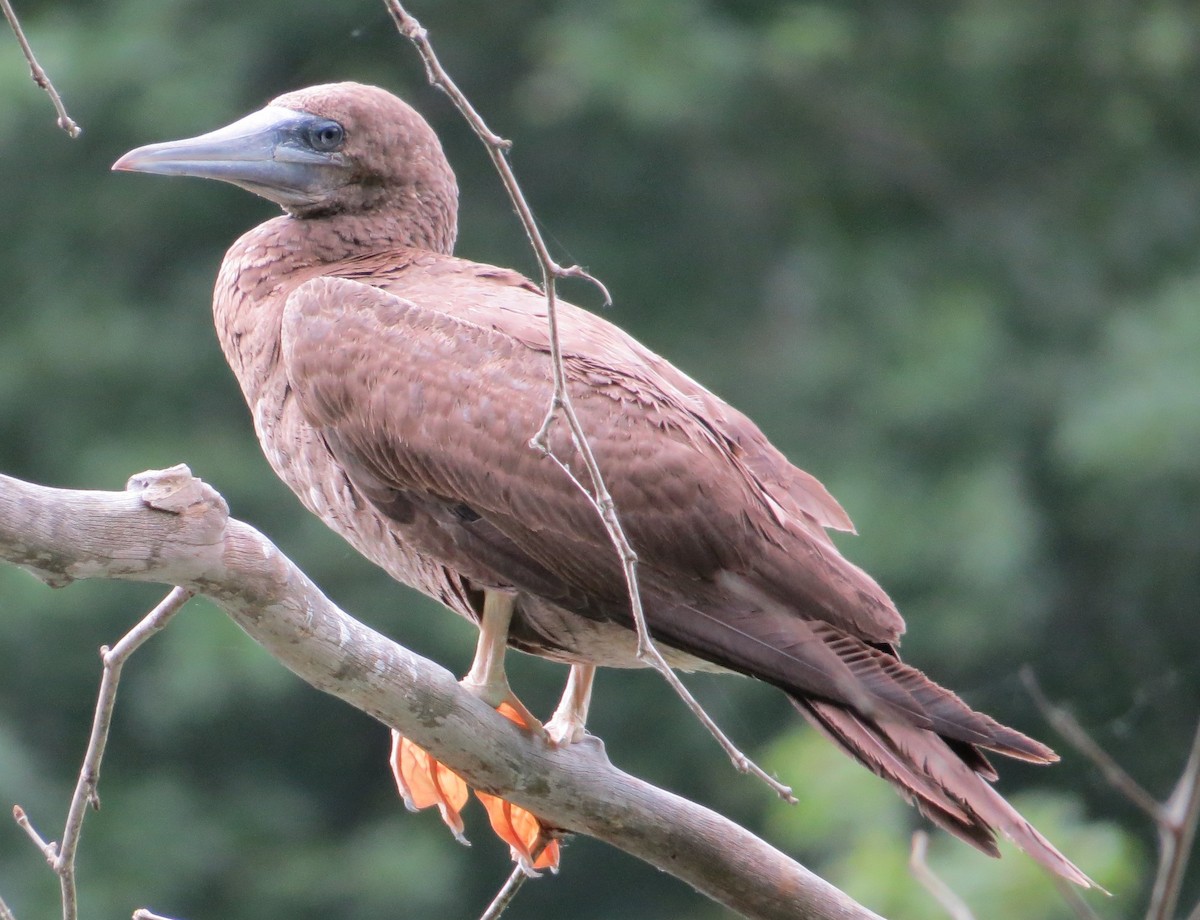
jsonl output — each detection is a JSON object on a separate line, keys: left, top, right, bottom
{"left": 213, "top": 208, "right": 453, "bottom": 406}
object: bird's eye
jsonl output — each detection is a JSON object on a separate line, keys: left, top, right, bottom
{"left": 306, "top": 120, "right": 345, "bottom": 152}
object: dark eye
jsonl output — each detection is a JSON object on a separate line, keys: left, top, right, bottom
{"left": 306, "top": 120, "right": 345, "bottom": 152}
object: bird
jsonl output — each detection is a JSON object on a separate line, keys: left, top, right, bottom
{"left": 113, "top": 81, "right": 1093, "bottom": 886}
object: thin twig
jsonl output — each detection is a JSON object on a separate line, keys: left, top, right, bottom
{"left": 0, "top": 891, "right": 16, "bottom": 920}
{"left": 478, "top": 863, "right": 533, "bottom": 920}
{"left": 476, "top": 835, "right": 557, "bottom": 920}
{"left": 0, "top": 0, "right": 80, "bottom": 136}
{"left": 1148, "top": 720, "right": 1200, "bottom": 920}
{"left": 908, "top": 832, "right": 976, "bottom": 920}
{"left": 1021, "top": 668, "right": 1162, "bottom": 820}
{"left": 12, "top": 806, "right": 57, "bottom": 865}
{"left": 1025, "top": 669, "right": 1200, "bottom": 920}
{"left": 17, "top": 588, "right": 192, "bottom": 920}
{"left": 132, "top": 910, "right": 184, "bottom": 920}
{"left": 384, "top": 0, "right": 793, "bottom": 804}
{"left": 1047, "top": 876, "right": 1104, "bottom": 920}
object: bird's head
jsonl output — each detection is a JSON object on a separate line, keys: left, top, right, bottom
{"left": 113, "top": 82, "right": 458, "bottom": 251}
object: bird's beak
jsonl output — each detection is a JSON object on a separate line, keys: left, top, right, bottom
{"left": 112, "top": 106, "right": 347, "bottom": 209}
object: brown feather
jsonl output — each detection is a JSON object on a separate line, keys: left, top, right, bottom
{"left": 793, "top": 699, "right": 1094, "bottom": 887}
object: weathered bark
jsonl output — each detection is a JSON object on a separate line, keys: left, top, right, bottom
{"left": 0, "top": 464, "right": 885, "bottom": 920}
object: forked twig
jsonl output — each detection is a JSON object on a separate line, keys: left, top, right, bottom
{"left": 1149, "top": 721, "right": 1200, "bottom": 920}
{"left": 908, "top": 832, "right": 976, "bottom": 920}
{"left": 1024, "top": 668, "right": 1200, "bottom": 920}
{"left": 12, "top": 805, "right": 57, "bottom": 865}
{"left": 15, "top": 587, "right": 192, "bottom": 920}
{"left": 0, "top": 0, "right": 80, "bottom": 136}
{"left": 1022, "top": 668, "right": 1161, "bottom": 820}
{"left": 384, "top": 0, "right": 794, "bottom": 807}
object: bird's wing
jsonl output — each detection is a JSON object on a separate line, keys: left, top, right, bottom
{"left": 279, "top": 263, "right": 900, "bottom": 647}
{"left": 334, "top": 249, "right": 856, "bottom": 542}
{"left": 280, "top": 268, "right": 1056, "bottom": 763}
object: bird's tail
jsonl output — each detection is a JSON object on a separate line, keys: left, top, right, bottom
{"left": 790, "top": 696, "right": 1098, "bottom": 889}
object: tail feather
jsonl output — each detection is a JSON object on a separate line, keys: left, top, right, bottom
{"left": 712, "top": 574, "right": 1056, "bottom": 764}
{"left": 812, "top": 624, "right": 1058, "bottom": 763}
{"left": 792, "top": 697, "right": 1097, "bottom": 888}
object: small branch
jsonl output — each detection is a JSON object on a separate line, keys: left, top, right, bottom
{"left": 52, "top": 588, "right": 192, "bottom": 920}
{"left": 1148, "top": 720, "right": 1200, "bottom": 920}
{"left": 132, "top": 911, "right": 183, "bottom": 920}
{"left": 1024, "top": 669, "right": 1200, "bottom": 920}
{"left": 908, "top": 832, "right": 976, "bottom": 920}
{"left": 1021, "top": 668, "right": 1162, "bottom": 820}
{"left": 478, "top": 864, "right": 533, "bottom": 920}
{"left": 0, "top": 466, "right": 882, "bottom": 920}
{"left": 0, "top": 0, "right": 80, "bottom": 136}
{"left": 1049, "top": 876, "right": 1104, "bottom": 920}
{"left": 477, "top": 836, "right": 555, "bottom": 920}
{"left": 0, "top": 893, "right": 15, "bottom": 920}
{"left": 383, "top": 0, "right": 791, "bottom": 805}
{"left": 12, "top": 806, "right": 57, "bottom": 865}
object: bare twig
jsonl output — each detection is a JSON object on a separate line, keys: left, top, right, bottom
{"left": 132, "top": 910, "right": 183, "bottom": 920}
{"left": 1148, "top": 720, "right": 1200, "bottom": 920}
{"left": 0, "top": 891, "right": 16, "bottom": 920}
{"left": 383, "top": 0, "right": 794, "bottom": 805}
{"left": 12, "top": 805, "right": 56, "bottom": 865}
{"left": 1024, "top": 669, "right": 1200, "bottom": 920}
{"left": 48, "top": 587, "right": 193, "bottom": 920}
{"left": 908, "top": 832, "right": 976, "bottom": 920}
{"left": 14, "top": 589, "right": 191, "bottom": 920}
{"left": 0, "top": 467, "right": 881, "bottom": 920}
{"left": 1022, "top": 668, "right": 1162, "bottom": 820}
{"left": 1049, "top": 876, "right": 1104, "bottom": 920}
{"left": 476, "top": 836, "right": 555, "bottom": 920}
{"left": 478, "top": 864, "right": 533, "bottom": 920}
{"left": 0, "top": 0, "right": 80, "bottom": 136}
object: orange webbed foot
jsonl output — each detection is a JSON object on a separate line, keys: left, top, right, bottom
{"left": 389, "top": 729, "right": 470, "bottom": 845}
{"left": 387, "top": 702, "right": 561, "bottom": 874}
{"left": 475, "top": 701, "right": 560, "bottom": 874}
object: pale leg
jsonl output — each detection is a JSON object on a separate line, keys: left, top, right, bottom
{"left": 544, "top": 663, "right": 596, "bottom": 746}
{"left": 459, "top": 590, "right": 543, "bottom": 733}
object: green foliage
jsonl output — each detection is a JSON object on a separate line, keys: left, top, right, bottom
{"left": 2, "top": 0, "right": 1197, "bottom": 917}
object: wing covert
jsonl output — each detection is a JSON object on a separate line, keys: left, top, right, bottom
{"left": 280, "top": 273, "right": 903, "bottom": 646}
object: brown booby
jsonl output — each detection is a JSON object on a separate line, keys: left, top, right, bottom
{"left": 114, "top": 82, "right": 1092, "bottom": 885}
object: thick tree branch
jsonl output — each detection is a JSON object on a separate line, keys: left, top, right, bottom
{"left": 0, "top": 465, "right": 883, "bottom": 920}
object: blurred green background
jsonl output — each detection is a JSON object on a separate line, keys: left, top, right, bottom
{"left": 1, "top": 1, "right": 1197, "bottom": 917}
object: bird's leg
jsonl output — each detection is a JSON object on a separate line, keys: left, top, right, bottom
{"left": 475, "top": 661, "right": 595, "bottom": 874}
{"left": 390, "top": 589, "right": 560, "bottom": 873}
{"left": 544, "top": 663, "right": 595, "bottom": 746}
{"left": 460, "top": 591, "right": 543, "bottom": 733}
{"left": 465, "top": 591, "right": 559, "bottom": 873}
